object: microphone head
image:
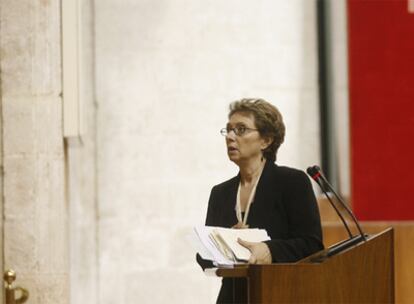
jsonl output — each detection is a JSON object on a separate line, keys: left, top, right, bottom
{"left": 306, "top": 165, "right": 321, "bottom": 177}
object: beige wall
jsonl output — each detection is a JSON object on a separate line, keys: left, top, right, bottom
{"left": 0, "top": 1, "right": 325, "bottom": 303}
{"left": 95, "top": 1, "right": 320, "bottom": 303}
{"left": 0, "top": 1, "right": 98, "bottom": 303}
{"left": 67, "top": 1, "right": 99, "bottom": 304}
{"left": 0, "top": 1, "right": 68, "bottom": 303}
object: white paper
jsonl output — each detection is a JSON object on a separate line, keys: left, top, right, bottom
{"left": 193, "top": 226, "right": 270, "bottom": 265}
{"left": 213, "top": 227, "right": 270, "bottom": 261}
{"left": 194, "top": 226, "right": 234, "bottom": 266}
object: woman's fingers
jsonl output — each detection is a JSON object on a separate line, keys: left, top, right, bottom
{"left": 237, "top": 238, "right": 253, "bottom": 250}
{"left": 239, "top": 239, "right": 260, "bottom": 264}
{"left": 232, "top": 222, "right": 249, "bottom": 229}
{"left": 248, "top": 255, "right": 257, "bottom": 264}
{"left": 238, "top": 240, "right": 272, "bottom": 264}
{"left": 232, "top": 222, "right": 243, "bottom": 229}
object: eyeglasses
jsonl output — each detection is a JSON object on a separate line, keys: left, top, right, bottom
{"left": 220, "top": 126, "right": 259, "bottom": 136}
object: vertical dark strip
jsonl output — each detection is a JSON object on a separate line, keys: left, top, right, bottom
{"left": 316, "top": 0, "right": 331, "bottom": 180}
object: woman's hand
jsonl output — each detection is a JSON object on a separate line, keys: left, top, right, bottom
{"left": 232, "top": 221, "right": 249, "bottom": 229}
{"left": 238, "top": 238, "right": 272, "bottom": 264}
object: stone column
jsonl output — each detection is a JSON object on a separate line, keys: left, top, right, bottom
{"left": 0, "top": 1, "right": 69, "bottom": 303}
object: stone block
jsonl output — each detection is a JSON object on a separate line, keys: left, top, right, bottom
{"left": 0, "top": 0, "right": 61, "bottom": 97}
{"left": 16, "top": 273, "right": 69, "bottom": 304}
{"left": 3, "top": 156, "right": 37, "bottom": 219}
{"left": 4, "top": 219, "right": 38, "bottom": 272}
{"left": 3, "top": 98, "right": 36, "bottom": 155}
{"left": 34, "top": 97, "right": 64, "bottom": 155}
{"left": 4, "top": 215, "right": 68, "bottom": 276}
{"left": 4, "top": 155, "right": 67, "bottom": 273}
{"left": 4, "top": 154, "right": 64, "bottom": 219}
{"left": 37, "top": 212, "right": 68, "bottom": 273}
{"left": 36, "top": 155, "right": 65, "bottom": 218}
{"left": 2, "top": 97, "right": 63, "bottom": 156}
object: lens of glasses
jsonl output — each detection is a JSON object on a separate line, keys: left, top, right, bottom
{"left": 234, "top": 126, "right": 246, "bottom": 136}
{"left": 220, "top": 126, "right": 249, "bottom": 136}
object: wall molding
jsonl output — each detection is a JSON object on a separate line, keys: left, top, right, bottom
{"left": 62, "top": 0, "right": 83, "bottom": 140}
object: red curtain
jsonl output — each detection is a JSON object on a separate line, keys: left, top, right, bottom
{"left": 348, "top": 0, "right": 414, "bottom": 220}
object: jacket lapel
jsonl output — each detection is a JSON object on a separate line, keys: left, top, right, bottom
{"left": 221, "top": 174, "right": 240, "bottom": 227}
{"left": 246, "top": 161, "right": 275, "bottom": 226}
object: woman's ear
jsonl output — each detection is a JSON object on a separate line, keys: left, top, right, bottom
{"left": 261, "top": 136, "right": 273, "bottom": 150}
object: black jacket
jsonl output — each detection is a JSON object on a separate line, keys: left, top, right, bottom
{"left": 198, "top": 161, "right": 323, "bottom": 303}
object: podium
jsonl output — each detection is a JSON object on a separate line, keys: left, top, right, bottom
{"left": 214, "top": 228, "right": 394, "bottom": 303}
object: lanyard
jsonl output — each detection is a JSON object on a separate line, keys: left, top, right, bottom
{"left": 235, "top": 166, "right": 264, "bottom": 226}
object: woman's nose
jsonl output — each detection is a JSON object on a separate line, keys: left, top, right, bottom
{"left": 226, "top": 130, "right": 236, "bottom": 140}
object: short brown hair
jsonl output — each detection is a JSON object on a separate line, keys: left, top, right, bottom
{"left": 229, "top": 98, "right": 285, "bottom": 162}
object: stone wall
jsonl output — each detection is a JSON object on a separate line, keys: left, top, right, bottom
{"left": 0, "top": 1, "right": 68, "bottom": 303}
{"left": 67, "top": 1, "right": 99, "bottom": 304}
{"left": 95, "top": 1, "right": 320, "bottom": 303}
{"left": 0, "top": 1, "right": 98, "bottom": 303}
{"left": 0, "top": 1, "right": 327, "bottom": 303}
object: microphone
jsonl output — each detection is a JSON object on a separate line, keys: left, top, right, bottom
{"left": 307, "top": 165, "right": 367, "bottom": 257}
{"left": 306, "top": 166, "right": 353, "bottom": 238}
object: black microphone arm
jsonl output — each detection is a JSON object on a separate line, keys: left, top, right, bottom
{"left": 306, "top": 167, "right": 353, "bottom": 238}
{"left": 307, "top": 165, "right": 367, "bottom": 242}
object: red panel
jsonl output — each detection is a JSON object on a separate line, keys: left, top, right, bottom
{"left": 348, "top": 0, "right": 414, "bottom": 220}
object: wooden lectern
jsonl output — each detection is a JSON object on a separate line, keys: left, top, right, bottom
{"left": 214, "top": 228, "right": 394, "bottom": 303}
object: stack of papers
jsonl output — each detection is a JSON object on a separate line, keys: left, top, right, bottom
{"left": 194, "top": 226, "right": 270, "bottom": 267}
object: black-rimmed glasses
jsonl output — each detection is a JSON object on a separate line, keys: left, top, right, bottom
{"left": 220, "top": 126, "right": 259, "bottom": 136}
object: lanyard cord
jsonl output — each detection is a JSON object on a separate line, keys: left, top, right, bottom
{"left": 235, "top": 166, "right": 264, "bottom": 225}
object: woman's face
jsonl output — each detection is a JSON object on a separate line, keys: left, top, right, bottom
{"left": 225, "top": 112, "right": 270, "bottom": 165}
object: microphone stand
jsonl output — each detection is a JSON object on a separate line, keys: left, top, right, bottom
{"left": 308, "top": 166, "right": 367, "bottom": 258}
{"left": 318, "top": 173, "right": 366, "bottom": 242}
{"left": 312, "top": 176, "right": 353, "bottom": 238}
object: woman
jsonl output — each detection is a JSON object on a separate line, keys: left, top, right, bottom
{"left": 198, "top": 98, "right": 323, "bottom": 304}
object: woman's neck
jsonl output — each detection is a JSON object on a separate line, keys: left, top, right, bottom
{"left": 239, "top": 158, "right": 265, "bottom": 185}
